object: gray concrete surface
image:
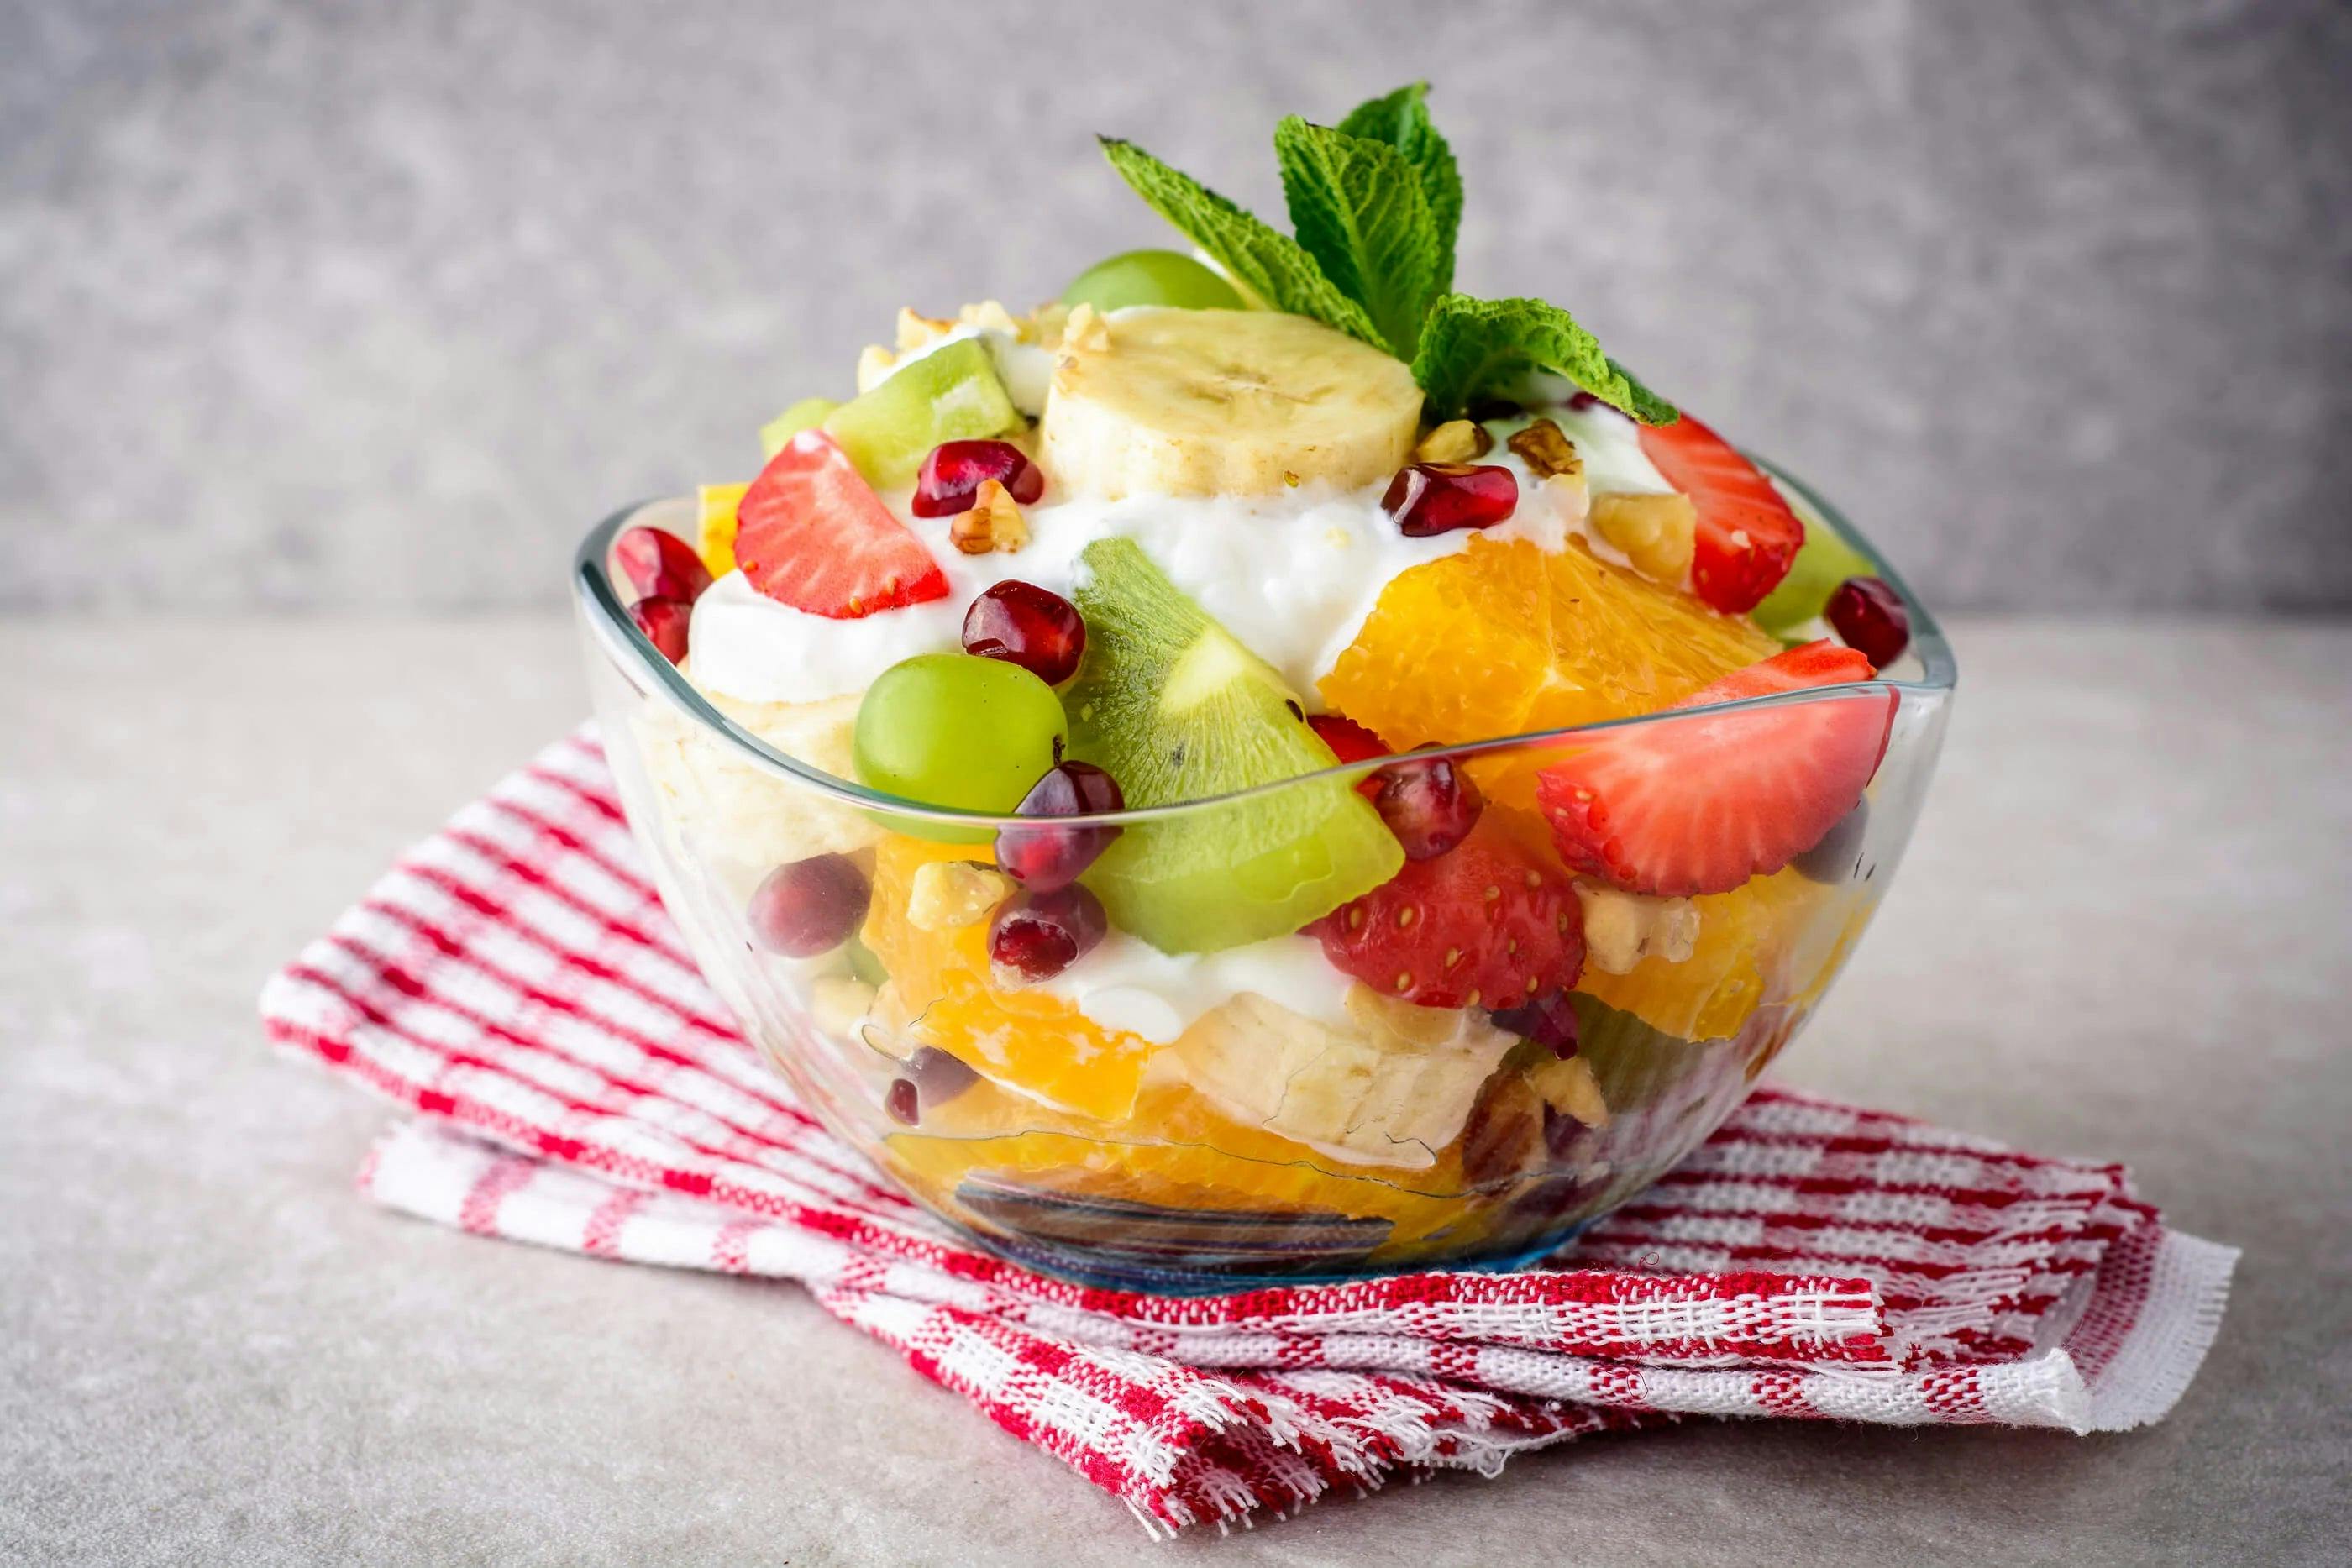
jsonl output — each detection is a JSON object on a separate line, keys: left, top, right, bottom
{"left": 6, "top": 1, "right": 2351, "bottom": 615}
{"left": 3, "top": 616, "right": 2347, "bottom": 1565}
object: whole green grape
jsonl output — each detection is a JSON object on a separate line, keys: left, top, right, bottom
{"left": 853, "top": 654, "right": 1067, "bottom": 821}
{"left": 1751, "top": 510, "right": 1878, "bottom": 636}
{"left": 1060, "top": 249, "right": 1245, "bottom": 312}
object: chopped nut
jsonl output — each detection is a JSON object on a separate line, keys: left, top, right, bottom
{"left": 895, "top": 307, "right": 955, "bottom": 352}
{"left": 948, "top": 479, "right": 1030, "bottom": 554}
{"left": 1060, "top": 302, "right": 1111, "bottom": 355}
{"left": 1588, "top": 491, "right": 1698, "bottom": 587}
{"left": 811, "top": 974, "right": 878, "bottom": 1039}
{"left": 1025, "top": 302, "right": 1072, "bottom": 349}
{"left": 1461, "top": 1072, "right": 1546, "bottom": 1184}
{"left": 1528, "top": 1053, "right": 1609, "bottom": 1129}
{"left": 1414, "top": 419, "right": 1494, "bottom": 464}
{"left": 1507, "top": 417, "right": 1583, "bottom": 480}
{"left": 1574, "top": 880, "right": 1700, "bottom": 975}
{"left": 958, "top": 299, "right": 1022, "bottom": 336}
{"left": 855, "top": 343, "right": 897, "bottom": 393}
{"left": 907, "top": 860, "right": 1015, "bottom": 931}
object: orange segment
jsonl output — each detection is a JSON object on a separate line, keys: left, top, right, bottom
{"left": 883, "top": 1078, "right": 1482, "bottom": 1250}
{"left": 1320, "top": 537, "right": 1777, "bottom": 749}
{"left": 862, "top": 836, "right": 1155, "bottom": 1121}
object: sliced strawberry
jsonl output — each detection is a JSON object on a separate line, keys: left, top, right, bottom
{"left": 1535, "top": 642, "right": 1893, "bottom": 898}
{"left": 734, "top": 430, "right": 949, "bottom": 618}
{"left": 1636, "top": 412, "right": 1804, "bottom": 614}
{"left": 1308, "top": 817, "right": 1583, "bottom": 1011}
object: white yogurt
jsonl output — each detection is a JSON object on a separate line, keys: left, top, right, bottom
{"left": 1033, "top": 931, "right": 1353, "bottom": 1045}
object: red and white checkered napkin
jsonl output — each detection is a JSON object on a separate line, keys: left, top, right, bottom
{"left": 260, "top": 731, "right": 2235, "bottom": 1534}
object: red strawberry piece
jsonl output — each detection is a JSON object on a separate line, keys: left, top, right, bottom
{"left": 1308, "top": 818, "right": 1583, "bottom": 1011}
{"left": 1635, "top": 412, "right": 1804, "bottom": 614}
{"left": 734, "top": 431, "right": 949, "bottom": 619}
{"left": 1535, "top": 641, "right": 1893, "bottom": 898}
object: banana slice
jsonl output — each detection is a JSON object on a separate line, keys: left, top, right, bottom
{"left": 1170, "top": 988, "right": 1514, "bottom": 1170}
{"left": 1041, "top": 307, "right": 1423, "bottom": 499}
{"left": 636, "top": 685, "right": 879, "bottom": 902}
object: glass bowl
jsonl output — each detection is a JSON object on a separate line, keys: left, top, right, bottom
{"left": 573, "top": 469, "right": 1954, "bottom": 1291}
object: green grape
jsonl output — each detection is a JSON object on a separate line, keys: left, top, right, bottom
{"left": 759, "top": 396, "right": 839, "bottom": 459}
{"left": 1752, "top": 506, "right": 1879, "bottom": 636}
{"left": 1059, "top": 249, "right": 1245, "bottom": 312}
{"left": 853, "top": 654, "right": 1068, "bottom": 833}
{"left": 822, "top": 338, "right": 1020, "bottom": 487}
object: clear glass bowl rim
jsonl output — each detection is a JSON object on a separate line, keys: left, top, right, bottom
{"left": 575, "top": 459, "right": 1957, "bottom": 831}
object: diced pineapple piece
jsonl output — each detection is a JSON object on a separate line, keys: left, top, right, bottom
{"left": 696, "top": 483, "right": 748, "bottom": 578}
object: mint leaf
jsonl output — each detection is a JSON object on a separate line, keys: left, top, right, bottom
{"left": 1336, "top": 82, "right": 1463, "bottom": 297}
{"left": 1273, "top": 117, "right": 1437, "bottom": 358}
{"left": 1096, "top": 137, "right": 1385, "bottom": 349}
{"left": 1412, "top": 294, "right": 1678, "bottom": 425}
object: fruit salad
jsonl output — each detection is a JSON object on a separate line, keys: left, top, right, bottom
{"left": 580, "top": 85, "right": 1952, "bottom": 1288}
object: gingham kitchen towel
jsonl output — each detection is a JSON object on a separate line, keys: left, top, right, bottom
{"left": 260, "top": 731, "right": 2236, "bottom": 1534}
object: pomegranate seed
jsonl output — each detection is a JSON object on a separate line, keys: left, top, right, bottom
{"left": 1382, "top": 463, "right": 1518, "bottom": 536}
{"left": 885, "top": 1078, "right": 919, "bottom": 1125}
{"left": 1492, "top": 991, "right": 1580, "bottom": 1058}
{"left": 612, "top": 526, "right": 713, "bottom": 605}
{"left": 912, "top": 439, "right": 1044, "bottom": 517}
{"left": 629, "top": 595, "right": 693, "bottom": 663}
{"left": 1309, "top": 712, "right": 1388, "bottom": 765}
{"left": 1370, "top": 750, "right": 1484, "bottom": 861}
{"left": 747, "top": 853, "right": 870, "bottom": 957}
{"left": 1827, "top": 575, "right": 1910, "bottom": 666}
{"left": 962, "top": 580, "right": 1086, "bottom": 685}
{"left": 906, "top": 1046, "right": 979, "bottom": 1106}
{"left": 1563, "top": 391, "right": 1601, "bottom": 412}
{"left": 997, "top": 762, "right": 1124, "bottom": 890}
{"left": 988, "top": 884, "right": 1106, "bottom": 983}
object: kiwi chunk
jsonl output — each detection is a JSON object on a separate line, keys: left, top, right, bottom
{"left": 1065, "top": 538, "right": 1402, "bottom": 952}
{"left": 822, "top": 338, "right": 1021, "bottom": 487}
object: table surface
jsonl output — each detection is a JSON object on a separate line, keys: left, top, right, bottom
{"left": 5, "top": 616, "right": 2347, "bottom": 1566}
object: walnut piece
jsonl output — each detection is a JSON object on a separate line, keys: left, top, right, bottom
{"left": 958, "top": 299, "right": 1022, "bottom": 336}
{"left": 948, "top": 479, "right": 1030, "bottom": 555}
{"left": 1413, "top": 419, "right": 1494, "bottom": 464}
{"left": 1059, "top": 302, "right": 1111, "bottom": 355}
{"left": 1529, "top": 1053, "right": 1609, "bottom": 1129}
{"left": 855, "top": 343, "right": 897, "bottom": 393}
{"left": 907, "top": 860, "right": 1015, "bottom": 931}
{"left": 895, "top": 307, "right": 955, "bottom": 351}
{"left": 1507, "top": 417, "right": 1583, "bottom": 480}
{"left": 1589, "top": 491, "right": 1698, "bottom": 587}
{"left": 1574, "top": 880, "right": 1701, "bottom": 975}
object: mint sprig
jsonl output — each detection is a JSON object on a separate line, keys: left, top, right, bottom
{"left": 1096, "top": 138, "right": 1383, "bottom": 349}
{"left": 1336, "top": 82, "right": 1462, "bottom": 298}
{"left": 1096, "top": 92, "right": 1681, "bottom": 428}
{"left": 1414, "top": 296, "right": 1677, "bottom": 425}
{"left": 1273, "top": 116, "right": 1438, "bottom": 358}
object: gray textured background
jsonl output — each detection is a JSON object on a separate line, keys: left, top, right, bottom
{"left": 5, "top": 0, "right": 2349, "bottom": 613}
